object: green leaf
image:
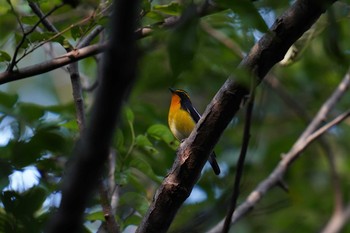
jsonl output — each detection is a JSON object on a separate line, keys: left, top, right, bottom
{"left": 130, "top": 158, "right": 162, "bottom": 183}
{"left": 153, "top": 2, "right": 183, "bottom": 16}
{"left": 21, "top": 15, "right": 39, "bottom": 25}
{"left": 216, "top": 0, "right": 268, "bottom": 32}
{"left": 125, "top": 107, "right": 134, "bottom": 123}
{"left": 0, "top": 187, "right": 47, "bottom": 219}
{"left": 97, "top": 16, "right": 109, "bottom": 28}
{"left": 0, "top": 1, "right": 11, "bottom": 15}
{"left": 16, "top": 103, "right": 45, "bottom": 124}
{"left": 11, "top": 125, "right": 70, "bottom": 167}
{"left": 28, "top": 31, "right": 65, "bottom": 45}
{"left": 147, "top": 124, "right": 178, "bottom": 149}
{"left": 71, "top": 24, "right": 93, "bottom": 41}
{"left": 0, "top": 191, "right": 19, "bottom": 215}
{"left": 141, "top": 0, "right": 151, "bottom": 12}
{"left": 0, "top": 91, "right": 18, "bottom": 110}
{"left": 71, "top": 25, "right": 83, "bottom": 41}
{"left": 115, "top": 169, "right": 130, "bottom": 186}
{"left": 124, "top": 214, "right": 142, "bottom": 228}
{"left": 0, "top": 51, "right": 11, "bottom": 63}
{"left": 135, "top": 135, "right": 158, "bottom": 155}
{"left": 15, "top": 33, "right": 29, "bottom": 50}
{"left": 145, "top": 11, "right": 164, "bottom": 21}
{"left": 167, "top": 5, "right": 199, "bottom": 77}
{"left": 119, "top": 192, "right": 149, "bottom": 216}
{"left": 19, "top": 186, "right": 47, "bottom": 216}
{"left": 114, "top": 129, "right": 125, "bottom": 152}
{"left": 85, "top": 211, "right": 105, "bottom": 221}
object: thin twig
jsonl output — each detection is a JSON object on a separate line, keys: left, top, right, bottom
{"left": 265, "top": 74, "right": 344, "bottom": 220}
{"left": 28, "top": 1, "right": 86, "bottom": 131}
{"left": 305, "top": 110, "right": 350, "bottom": 144}
{"left": 15, "top": 14, "right": 95, "bottom": 65}
{"left": 321, "top": 202, "right": 350, "bottom": 233}
{"left": 98, "top": 180, "right": 121, "bottom": 233}
{"left": 7, "top": 2, "right": 64, "bottom": 72}
{"left": 0, "top": 42, "right": 108, "bottom": 84}
{"left": 222, "top": 84, "right": 255, "bottom": 233}
{"left": 67, "top": 63, "right": 86, "bottom": 131}
{"left": 77, "top": 25, "right": 105, "bottom": 48}
{"left": 108, "top": 150, "right": 119, "bottom": 213}
{"left": 295, "top": 72, "right": 350, "bottom": 147}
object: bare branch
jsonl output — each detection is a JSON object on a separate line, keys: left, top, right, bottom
{"left": 0, "top": 42, "right": 107, "bottom": 84}
{"left": 7, "top": 2, "right": 64, "bottom": 72}
{"left": 321, "top": 203, "right": 350, "bottom": 233}
{"left": 98, "top": 181, "right": 121, "bottom": 233}
{"left": 266, "top": 74, "right": 344, "bottom": 216}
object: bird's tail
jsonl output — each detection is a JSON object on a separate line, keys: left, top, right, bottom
{"left": 208, "top": 152, "right": 220, "bottom": 175}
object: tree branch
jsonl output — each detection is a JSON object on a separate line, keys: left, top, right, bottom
{"left": 0, "top": 42, "right": 108, "bottom": 84}
{"left": 1, "top": 0, "right": 215, "bottom": 84}
{"left": 7, "top": 2, "right": 64, "bottom": 72}
{"left": 44, "top": 0, "right": 139, "bottom": 232}
{"left": 266, "top": 74, "right": 344, "bottom": 218}
{"left": 207, "top": 70, "right": 350, "bottom": 233}
{"left": 29, "top": 1, "right": 88, "bottom": 131}
{"left": 136, "top": 0, "right": 337, "bottom": 232}
{"left": 321, "top": 202, "right": 350, "bottom": 233}
{"left": 222, "top": 86, "right": 255, "bottom": 233}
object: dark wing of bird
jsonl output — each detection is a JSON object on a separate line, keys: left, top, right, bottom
{"left": 182, "top": 98, "right": 221, "bottom": 175}
{"left": 184, "top": 103, "right": 201, "bottom": 123}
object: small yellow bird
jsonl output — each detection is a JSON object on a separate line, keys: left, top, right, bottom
{"left": 168, "top": 88, "right": 221, "bottom": 175}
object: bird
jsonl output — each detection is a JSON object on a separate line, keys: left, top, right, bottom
{"left": 168, "top": 88, "right": 221, "bottom": 175}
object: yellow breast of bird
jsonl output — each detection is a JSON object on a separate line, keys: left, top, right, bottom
{"left": 169, "top": 108, "right": 196, "bottom": 141}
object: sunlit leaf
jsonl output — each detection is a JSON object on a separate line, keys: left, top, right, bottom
{"left": 145, "top": 11, "right": 164, "bottom": 21}
{"left": 153, "top": 2, "right": 183, "bottom": 16}
{"left": 85, "top": 211, "right": 104, "bottom": 221}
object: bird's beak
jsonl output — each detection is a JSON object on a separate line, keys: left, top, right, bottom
{"left": 169, "top": 87, "right": 175, "bottom": 93}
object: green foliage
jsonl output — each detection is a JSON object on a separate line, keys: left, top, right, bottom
{"left": 0, "top": 187, "right": 47, "bottom": 233}
{"left": 0, "top": 0, "right": 350, "bottom": 232}
{"left": 153, "top": 2, "right": 183, "bottom": 16}
{"left": 216, "top": 0, "right": 268, "bottom": 32}
{"left": 0, "top": 51, "right": 11, "bottom": 63}
{"left": 167, "top": 5, "right": 199, "bottom": 77}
